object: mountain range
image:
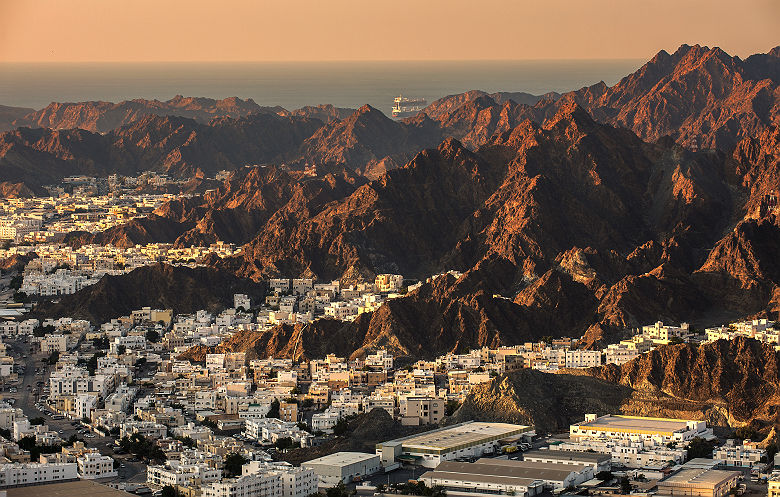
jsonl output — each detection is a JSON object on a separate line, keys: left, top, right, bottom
{"left": 11, "top": 43, "right": 780, "bottom": 357}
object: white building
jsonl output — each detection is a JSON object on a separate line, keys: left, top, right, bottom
{"left": 40, "top": 334, "right": 68, "bottom": 354}
{"left": 565, "top": 350, "right": 602, "bottom": 368}
{"left": 0, "top": 462, "right": 78, "bottom": 487}
{"left": 244, "top": 461, "right": 318, "bottom": 497}
{"left": 377, "top": 421, "right": 534, "bottom": 468}
{"left": 77, "top": 452, "right": 118, "bottom": 479}
{"left": 148, "top": 461, "right": 222, "bottom": 488}
{"left": 203, "top": 472, "right": 282, "bottom": 497}
{"left": 641, "top": 321, "right": 690, "bottom": 344}
{"left": 302, "top": 452, "right": 381, "bottom": 486}
{"left": 235, "top": 294, "right": 252, "bottom": 311}
{"left": 311, "top": 411, "right": 341, "bottom": 433}
{"left": 713, "top": 440, "right": 766, "bottom": 468}
{"left": 570, "top": 414, "right": 712, "bottom": 445}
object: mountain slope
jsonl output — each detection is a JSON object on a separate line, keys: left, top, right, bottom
{"left": 452, "top": 337, "right": 780, "bottom": 436}
{"left": 36, "top": 263, "right": 265, "bottom": 323}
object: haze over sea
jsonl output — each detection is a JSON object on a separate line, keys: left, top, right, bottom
{"left": 0, "top": 60, "right": 643, "bottom": 116}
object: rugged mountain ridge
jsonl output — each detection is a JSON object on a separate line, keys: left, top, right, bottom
{"left": 168, "top": 101, "right": 780, "bottom": 356}
{"left": 6, "top": 96, "right": 283, "bottom": 133}
{"left": 451, "top": 337, "right": 780, "bottom": 436}
{"left": 0, "top": 112, "right": 324, "bottom": 185}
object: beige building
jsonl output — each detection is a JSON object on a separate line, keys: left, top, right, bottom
{"left": 400, "top": 396, "right": 444, "bottom": 425}
{"left": 279, "top": 401, "right": 298, "bottom": 423}
{"left": 656, "top": 469, "right": 740, "bottom": 497}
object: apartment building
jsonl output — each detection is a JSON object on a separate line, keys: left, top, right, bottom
{"left": 399, "top": 396, "right": 444, "bottom": 425}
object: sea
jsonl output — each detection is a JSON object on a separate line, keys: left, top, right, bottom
{"left": 0, "top": 60, "right": 644, "bottom": 115}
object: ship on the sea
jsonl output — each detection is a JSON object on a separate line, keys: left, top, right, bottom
{"left": 392, "top": 95, "right": 426, "bottom": 119}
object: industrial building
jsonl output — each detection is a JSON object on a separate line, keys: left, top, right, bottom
{"left": 377, "top": 421, "right": 534, "bottom": 468}
{"left": 656, "top": 469, "right": 741, "bottom": 497}
{"left": 419, "top": 458, "right": 593, "bottom": 496}
{"left": 301, "top": 452, "right": 381, "bottom": 486}
{"left": 570, "top": 414, "right": 712, "bottom": 445}
{"left": 522, "top": 449, "right": 611, "bottom": 473}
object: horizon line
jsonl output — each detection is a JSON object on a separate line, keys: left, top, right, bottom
{"left": 0, "top": 57, "right": 649, "bottom": 65}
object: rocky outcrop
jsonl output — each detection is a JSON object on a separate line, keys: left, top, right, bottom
{"left": 36, "top": 263, "right": 265, "bottom": 323}
{"left": 0, "top": 105, "right": 35, "bottom": 132}
{"left": 453, "top": 337, "right": 780, "bottom": 435}
{"left": 298, "top": 105, "right": 443, "bottom": 178}
{"left": 285, "top": 104, "right": 355, "bottom": 123}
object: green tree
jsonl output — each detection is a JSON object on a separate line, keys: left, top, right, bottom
{"left": 332, "top": 417, "right": 349, "bottom": 436}
{"left": 326, "top": 482, "right": 349, "bottom": 497}
{"left": 29, "top": 417, "right": 45, "bottom": 425}
{"left": 275, "top": 437, "right": 294, "bottom": 450}
{"left": 444, "top": 400, "right": 461, "bottom": 417}
{"left": 596, "top": 471, "right": 613, "bottom": 481}
{"left": 223, "top": 453, "right": 248, "bottom": 478}
{"left": 116, "top": 344, "right": 127, "bottom": 355}
{"left": 47, "top": 350, "right": 60, "bottom": 365}
{"left": 34, "top": 324, "right": 55, "bottom": 337}
{"left": 686, "top": 437, "right": 717, "bottom": 460}
{"left": 266, "top": 399, "right": 280, "bottom": 419}
{"left": 620, "top": 476, "right": 632, "bottom": 494}
{"left": 735, "top": 426, "right": 758, "bottom": 441}
{"left": 161, "top": 486, "right": 178, "bottom": 497}
{"left": 145, "top": 329, "right": 160, "bottom": 343}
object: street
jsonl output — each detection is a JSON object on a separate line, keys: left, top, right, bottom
{"left": 1, "top": 336, "right": 147, "bottom": 483}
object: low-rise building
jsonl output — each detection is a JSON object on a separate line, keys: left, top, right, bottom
{"left": 302, "top": 452, "right": 381, "bottom": 486}
{"left": 656, "top": 468, "right": 740, "bottom": 497}
{"left": 0, "top": 462, "right": 78, "bottom": 487}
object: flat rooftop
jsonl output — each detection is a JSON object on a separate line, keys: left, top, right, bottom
{"left": 302, "top": 451, "right": 378, "bottom": 466}
{"left": 523, "top": 449, "right": 611, "bottom": 463}
{"left": 421, "top": 469, "right": 540, "bottom": 488}
{"left": 379, "top": 422, "right": 532, "bottom": 453}
{"left": 6, "top": 480, "right": 132, "bottom": 497}
{"left": 659, "top": 469, "right": 742, "bottom": 488}
{"left": 430, "top": 459, "right": 586, "bottom": 483}
{"left": 574, "top": 415, "right": 696, "bottom": 435}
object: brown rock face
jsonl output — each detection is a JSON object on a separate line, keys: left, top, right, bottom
{"left": 36, "top": 263, "right": 266, "bottom": 323}
{"left": 171, "top": 102, "right": 772, "bottom": 357}
{"left": 561, "top": 44, "right": 780, "bottom": 151}
{"left": 11, "top": 45, "right": 780, "bottom": 362}
{"left": 297, "top": 105, "right": 444, "bottom": 177}
{"left": 11, "top": 96, "right": 284, "bottom": 133}
{"left": 0, "top": 113, "right": 324, "bottom": 186}
{"left": 452, "top": 337, "right": 780, "bottom": 435}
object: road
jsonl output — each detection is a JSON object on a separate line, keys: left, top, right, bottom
{"left": 2, "top": 336, "right": 147, "bottom": 483}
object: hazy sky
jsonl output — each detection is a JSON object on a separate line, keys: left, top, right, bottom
{"left": 0, "top": 0, "right": 777, "bottom": 62}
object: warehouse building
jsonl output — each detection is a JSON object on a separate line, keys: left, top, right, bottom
{"left": 656, "top": 468, "right": 741, "bottom": 497}
{"left": 302, "top": 452, "right": 381, "bottom": 486}
{"left": 377, "top": 421, "right": 534, "bottom": 468}
{"left": 419, "top": 458, "right": 592, "bottom": 496}
{"left": 522, "top": 449, "right": 611, "bottom": 473}
{"left": 570, "top": 414, "right": 712, "bottom": 445}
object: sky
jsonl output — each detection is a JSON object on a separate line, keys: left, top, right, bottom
{"left": 0, "top": 0, "right": 777, "bottom": 62}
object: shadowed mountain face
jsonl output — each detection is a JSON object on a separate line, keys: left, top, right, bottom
{"left": 170, "top": 99, "right": 779, "bottom": 357}
{"left": 36, "top": 263, "right": 266, "bottom": 323}
{"left": 450, "top": 337, "right": 780, "bottom": 437}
